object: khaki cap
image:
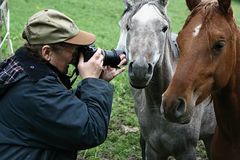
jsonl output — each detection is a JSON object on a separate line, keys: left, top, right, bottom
{"left": 22, "top": 9, "right": 96, "bottom": 45}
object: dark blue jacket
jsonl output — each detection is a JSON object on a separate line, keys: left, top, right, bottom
{"left": 0, "top": 47, "right": 113, "bottom": 159}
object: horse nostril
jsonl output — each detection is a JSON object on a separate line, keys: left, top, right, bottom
{"left": 128, "top": 61, "right": 134, "bottom": 74}
{"left": 174, "top": 98, "right": 186, "bottom": 119}
{"left": 147, "top": 63, "right": 153, "bottom": 74}
{"left": 129, "top": 61, "right": 134, "bottom": 67}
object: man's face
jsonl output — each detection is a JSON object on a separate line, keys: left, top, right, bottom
{"left": 49, "top": 44, "right": 77, "bottom": 74}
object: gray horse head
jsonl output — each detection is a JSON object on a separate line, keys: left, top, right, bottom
{"left": 117, "top": 0, "right": 170, "bottom": 88}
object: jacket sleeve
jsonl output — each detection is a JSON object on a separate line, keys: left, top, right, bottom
{"left": 28, "top": 76, "right": 113, "bottom": 150}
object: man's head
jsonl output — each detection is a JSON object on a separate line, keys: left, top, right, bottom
{"left": 22, "top": 9, "right": 96, "bottom": 45}
{"left": 22, "top": 9, "right": 96, "bottom": 74}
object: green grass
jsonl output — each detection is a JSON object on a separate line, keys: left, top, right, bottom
{"left": 168, "top": 0, "right": 240, "bottom": 32}
{"left": 5, "top": 0, "right": 240, "bottom": 160}
{"left": 9, "top": 0, "right": 125, "bottom": 50}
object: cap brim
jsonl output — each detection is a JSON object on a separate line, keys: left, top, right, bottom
{"left": 65, "top": 30, "right": 96, "bottom": 45}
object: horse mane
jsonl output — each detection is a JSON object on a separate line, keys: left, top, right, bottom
{"left": 182, "top": 2, "right": 217, "bottom": 29}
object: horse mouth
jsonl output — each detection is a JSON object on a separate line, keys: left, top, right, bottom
{"left": 129, "top": 78, "right": 150, "bottom": 89}
{"left": 162, "top": 97, "right": 193, "bottom": 124}
{"left": 164, "top": 114, "right": 191, "bottom": 124}
{"left": 130, "top": 82, "right": 147, "bottom": 89}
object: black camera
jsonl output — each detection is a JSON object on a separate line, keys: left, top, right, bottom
{"left": 71, "top": 45, "right": 127, "bottom": 68}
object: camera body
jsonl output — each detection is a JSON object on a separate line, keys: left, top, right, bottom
{"left": 71, "top": 45, "right": 127, "bottom": 68}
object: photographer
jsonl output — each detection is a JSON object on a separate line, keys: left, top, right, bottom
{"left": 0, "top": 9, "right": 126, "bottom": 160}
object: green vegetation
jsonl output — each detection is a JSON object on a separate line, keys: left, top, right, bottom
{"left": 6, "top": 0, "right": 240, "bottom": 160}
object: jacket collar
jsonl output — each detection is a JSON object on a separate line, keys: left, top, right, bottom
{"left": 15, "top": 47, "right": 72, "bottom": 89}
{"left": 15, "top": 47, "right": 55, "bottom": 82}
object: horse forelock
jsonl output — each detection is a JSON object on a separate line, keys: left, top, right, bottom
{"left": 180, "top": 0, "right": 239, "bottom": 54}
{"left": 183, "top": 2, "right": 215, "bottom": 29}
{"left": 183, "top": 1, "right": 236, "bottom": 30}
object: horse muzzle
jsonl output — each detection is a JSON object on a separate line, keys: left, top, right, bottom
{"left": 128, "top": 61, "right": 153, "bottom": 88}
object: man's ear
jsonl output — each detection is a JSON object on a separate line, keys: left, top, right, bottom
{"left": 41, "top": 45, "right": 52, "bottom": 62}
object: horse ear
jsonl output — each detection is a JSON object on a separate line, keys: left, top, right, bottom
{"left": 159, "top": 0, "right": 168, "bottom": 7}
{"left": 185, "top": 0, "right": 201, "bottom": 11}
{"left": 124, "top": 0, "right": 143, "bottom": 7}
{"left": 218, "top": 0, "right": 231, "bottom": 14}
{"left": 124, "top": 0, "right": 133, "bottom": 9}
{"left": 124, "top": 0, "right": 134, "bottom": 8}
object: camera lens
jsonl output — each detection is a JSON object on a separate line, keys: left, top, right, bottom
{"left": 72, "top": 45, "right": 127, "bottom": 68}
{"left": 102, "top": 50, "right": 119, "bottom": 67}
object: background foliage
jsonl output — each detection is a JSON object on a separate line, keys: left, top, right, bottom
{"left": 5, "top": 0, "right": 240, "bottom": 159}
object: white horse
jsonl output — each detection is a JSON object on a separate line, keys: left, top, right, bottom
{"left": 116, "top": 0, "right": 216, "bottom": 159}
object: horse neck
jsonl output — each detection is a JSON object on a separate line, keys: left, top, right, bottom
{"left": 213, "top": 28, "right": 240, "bottom": 140}
{"left": 144, "top": 34, "right": 178, "bottom": 105}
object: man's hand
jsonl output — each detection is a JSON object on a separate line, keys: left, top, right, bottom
{"left": 100, "top": 54, "right": 127, "bottom": 81}
{"left": 77, "top": 48, "right": 104, "bottom": 79}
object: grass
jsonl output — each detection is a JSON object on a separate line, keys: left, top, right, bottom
{"left": 9, "top": 0, "right": 125, "bottom": 50}
{"left": 168, "top": 0, "right": 240, "bottom": 32}
{"left": 4, "top": 0, "right": 240, "bottom": 160}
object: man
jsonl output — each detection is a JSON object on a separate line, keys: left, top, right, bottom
{"left": 0, "top": 9, "right": 126, "bottom": 159}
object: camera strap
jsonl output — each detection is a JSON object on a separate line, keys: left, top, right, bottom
{"left": 69, "top": 68, "right": 79, "bottom": 87}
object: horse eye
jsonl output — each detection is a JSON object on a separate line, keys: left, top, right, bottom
{"left": 162, "top": 26, "right": 168, "bottom": 33}
{"left": 213, "top": 41, "right": 225, "bottom": 53}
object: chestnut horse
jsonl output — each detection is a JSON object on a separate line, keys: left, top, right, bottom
{"left": 161, "top": 0, "right": 240, "bottom": 159}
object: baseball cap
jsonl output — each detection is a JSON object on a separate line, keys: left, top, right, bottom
{"left": 22, "top": 9, "right": 96, "bottom": 45}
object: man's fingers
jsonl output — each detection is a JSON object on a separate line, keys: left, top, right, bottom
{"left": 113, "top": 67, "right": 126, "bottom": 77}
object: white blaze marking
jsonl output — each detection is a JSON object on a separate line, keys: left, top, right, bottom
{"left": 132, "top": 4, "right": 165, "bottom": 23}
{"left": 193, "top": 24, "right": 202, "bottom": 37}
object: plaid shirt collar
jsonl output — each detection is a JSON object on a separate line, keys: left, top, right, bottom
{"left": 0, "top": 47, "right": 73, "bottom": 89}
{"left": 0, "top": 47, "right": 55, "bottom": 87}
{"left": 0, "top": 55, "right": 24, "bottom": 85}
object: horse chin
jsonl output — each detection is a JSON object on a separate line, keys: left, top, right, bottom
{"left": 177, "top": 105, "right": 194, "bottom": 124}
{"left": 176, "top": 114, "right": 192, "bottom": 124}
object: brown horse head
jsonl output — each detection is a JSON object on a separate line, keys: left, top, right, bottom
{"left": 161, "top": 0, "right": 239, "bottom": 124}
